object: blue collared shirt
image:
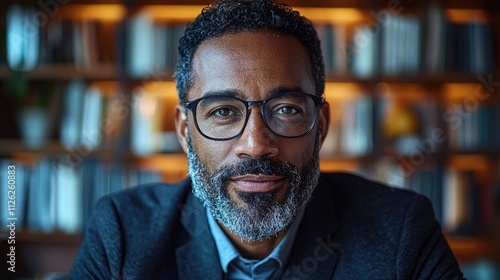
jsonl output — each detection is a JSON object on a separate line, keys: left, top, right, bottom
{"left": 207, "top": 208, "right": 304, "bottom": 280}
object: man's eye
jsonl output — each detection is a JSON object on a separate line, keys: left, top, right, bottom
{"left": 207, "top": 107, "right": 241, "bottom": 119}
{"left": 213, "top": 108, "right": 235, "bottom": 117}
{"left": 276, "top": 106, "right": 299, "bottom": 115}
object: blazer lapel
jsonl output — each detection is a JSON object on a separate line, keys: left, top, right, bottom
{"left": 176, "top": 192, "right": 223, "bottom": 279}
{"left": 284, "top": 177, "right": 340, "bottom": 279}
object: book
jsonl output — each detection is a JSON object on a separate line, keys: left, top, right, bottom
{"left": 128, "top": 11, "right": 154, "bottom": 77}
{"left": 54, "top": 164, "right": 82, "bottom": 233}
{"left": 80, "top": 85, "right": 103, "bottom": 150}
{"left": 351, "top": 25, "right": 378, "bottom": 77}
{"left": 60, "top": 80, "right": 86, "bottom": 149}
{"left": 423, "top": 4, "right": 446, "bottom": 72}
{"left": 130, "top": 88, "right": 161, "bottom": 156}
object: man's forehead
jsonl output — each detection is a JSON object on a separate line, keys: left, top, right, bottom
{"left": 193, "top": 31, "right": 304, "bottom": 60}
{"left": 187, "top": 31, "right": 315, "bottom": 99}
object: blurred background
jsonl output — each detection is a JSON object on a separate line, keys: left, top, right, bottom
{"left": 0, "top": 0, "right": 499, "bottom": 279}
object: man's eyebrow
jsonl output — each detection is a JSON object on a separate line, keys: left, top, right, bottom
{"left": 202, "top": 87, "right": 308, "bottom": 99}
{"left": 268, "top": 87, "right": 308, "bottom": 97}
{"left": 199, "top": 87, "right": 306, "bottom": 100}
{"left": 202, "top": 90, "right": 242, "bottom": 98}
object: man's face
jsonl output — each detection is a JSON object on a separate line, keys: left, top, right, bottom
{"left": 175, "top": 32, "right": 329, "bottom": 241}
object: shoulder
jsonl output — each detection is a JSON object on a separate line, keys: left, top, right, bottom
{"left": 104, "top": 179, "right": 192, "bottom": 213}
{"left": 313, "top": 176, "right": 462, "bottom": 278}
{"left": 88, "top": 179, "right": 193, "bottom": 242}
{"left": 318, "top": 172, "right": 430, "bottom": 213}
{"left": 70, "top": 179, "right": 194, "bottom": 278}
{"left": 317, "top": 172, "right": 436, "bottom": 234}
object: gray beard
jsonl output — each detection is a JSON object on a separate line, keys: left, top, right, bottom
{"left": 186, "top": 132, "right": 321, "bottom": 241}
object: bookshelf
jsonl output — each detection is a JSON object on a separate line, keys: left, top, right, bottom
{"left": 0, "top": 0, "right": 499, "bottom": 278}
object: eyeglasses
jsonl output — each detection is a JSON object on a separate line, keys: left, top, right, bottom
{"left": 181, "top": 92, "right": 325, "bottom": 141}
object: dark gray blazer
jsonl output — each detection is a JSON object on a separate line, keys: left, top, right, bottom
{"left": 69, "top": 173, "right": 464, "bottom": 279}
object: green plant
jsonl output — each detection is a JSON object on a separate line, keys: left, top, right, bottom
{"left": 3, "top": 71, "right": 55, "bottom": 109}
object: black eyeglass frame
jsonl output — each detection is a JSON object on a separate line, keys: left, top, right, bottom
{"left": 180, "top": 92, "right": 325, "bottom": 141}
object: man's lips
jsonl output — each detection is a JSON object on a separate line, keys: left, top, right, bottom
{"left": 230, "top": 174, "right": 285, "bottom": 193}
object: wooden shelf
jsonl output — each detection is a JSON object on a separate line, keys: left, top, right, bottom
{"left": 380, "top": 147, "right": 500, "bottom": 158}
{"left": 325, "top": 72, "right": 500, "bottom": 85}
{"left": 4, "top": 0, "right": 493, "bottom": 11}
{"left": 0, "top": 0, "right": 124, "bottom": 6}
{"left": 8, "top": 231, "right": 83, "bottom": 246}
{"left": 0, "top": 231, "right": 82, "bottom": 278}
{"left": 0, "top": 64, "right": 119, "bottom": 81}
{"left": 447, "top": 235, "right": 500, "bottom": 263}
{"left": 0, "top": 139, "right": 121, "bottom": 158}
{"left": 1, "top": 63, "right": 496, "bottom": 85}
{"left": 134, "top": 0, "right": 500, "bottom": 10}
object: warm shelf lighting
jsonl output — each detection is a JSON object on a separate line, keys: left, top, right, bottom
{"left": 137, "top": 6, "right": 365, "bottom": 24}
{"left": 445, "top": 9, "right": 488, "bottom": 24}
{"left": 137, "top": 5, "right": 206, "bottom": 22}
{"left": 89, "top": 81, "right": 121, "bottom": 96}
{"left": 295, "top": 8, "right": 366, "bottom": 24}
{"left": 56, "top": 5, "right": 126, "bottom": 21}
{"left": 134, "top": 154, "right": 188, "bottom": 172}
{"left": 320, "top": 158, "right": 363, "bottom": 172}
{"left": 324, "top": 82, "right": 364, "bottom": 100}
{"left": 448, "top": 155, "right": 490, "bottom": 170}
{"left": 442, "top": 83, "right": 489, "bottom": 104}
{"left": 141, "top": 81, "right": 178, "bottom": 97}
{"left": 376, "top": 82, "right": 429, "bottom": 100}
{"left": 447, "top": 155, "right": 491, "bottom": 184}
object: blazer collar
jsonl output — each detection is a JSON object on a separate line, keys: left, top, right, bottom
{"left": 283, "top": 176, "right": 340, "bottom": 279}
{"left": 176, "top": 188, "right": 224, "bottom": 279}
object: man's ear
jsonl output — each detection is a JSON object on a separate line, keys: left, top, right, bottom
{"left": 174, "top": 104, "right": 189, "bottom": 154}
{"left": 317, "top": 101, "right": 330, "bottom": 147}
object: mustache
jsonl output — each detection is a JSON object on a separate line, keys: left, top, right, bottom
{"left": 210, "top": 158, "right": 297, "bottom": 186}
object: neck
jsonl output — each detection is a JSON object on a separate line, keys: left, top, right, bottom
{"left": 219, "top": 221, "right": 286, "bottom": 260}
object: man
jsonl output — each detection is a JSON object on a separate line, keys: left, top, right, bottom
{"left": 70, "top": 0, "right": 465, "bottom": 279}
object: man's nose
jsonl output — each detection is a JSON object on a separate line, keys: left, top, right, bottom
{"left": 234, "top": 107, "right": 279, "bottom": 159}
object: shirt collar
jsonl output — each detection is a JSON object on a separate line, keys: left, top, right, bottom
{"left": 206, "top": 206, "right": 305, "bottom": 273}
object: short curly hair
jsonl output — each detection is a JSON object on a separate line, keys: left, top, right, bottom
{"left": 175, "top": 0, "right": 325, "bottom": 100}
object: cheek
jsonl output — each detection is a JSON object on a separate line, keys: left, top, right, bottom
{"left": 189, "top": 126, "right": 232, "bottom": 171}
{"left": 281, "top": 134, "right": 318, "bottom": 164}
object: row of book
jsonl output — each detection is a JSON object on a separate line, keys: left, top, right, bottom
{"left": 316, "top": 5, "right": 495, "bottom": 76}
{"left": 320, "top": 94, "right": 373, "bottom": 157}
{"left": 371, "top": 158, "right": 497, "bottom": 236}
{"left": 61, "top": 80, "right": 107, "bottom": 151}
{"left": 3, "top": 5, "right": 186, "bottom": 74}
{"left": 446, "top": 105, "right": 500, "bottom": 152}
{"left": 374, "top": 94, "right": 500, "bottom": 155}
{"left": 127, "top": 11, "right": 185, "bottom": 78}
{"left": 29, "top": 80, "right": 182, "bottom": 155}
{"left": 0, "top": 157, "right": 162, "bottom": 234}
{"left": 4, "top": 5, "right": 115, "bottom": 71}
{"left": 3, "top": 5, "right": 495, "bottom": 77}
